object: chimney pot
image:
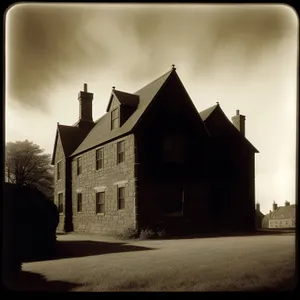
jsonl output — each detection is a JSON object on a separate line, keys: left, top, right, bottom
{"left": 84, "top": 83, "right": 88, "bottom": 92}
{"left": 232, "top": 109, "right": 245, "bottom": 136}
{"left": 256, "top": 203, "right": 260, "bottom": 212}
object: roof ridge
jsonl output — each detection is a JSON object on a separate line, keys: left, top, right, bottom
{"left": 199, "top": 103, "right": 219, "bottom": 114}
{"left": 114, "top": 89, "right": 138, "bottom": 97}
{"left": 134, "top": 68, "right": 174, "bottom": 94}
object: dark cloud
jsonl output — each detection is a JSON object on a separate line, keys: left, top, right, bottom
{"left": 6, "top": 4, "right": 112, "bottom": 111}
{"left": 123, "top": 5, "right": 295, "bottom": 80}
{"left": 6, "top": 4, "right": 296, "bottom": 110}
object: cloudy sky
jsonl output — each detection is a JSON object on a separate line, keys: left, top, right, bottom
{"left": 5, "top": 3, "right": 297, "bottom": 214}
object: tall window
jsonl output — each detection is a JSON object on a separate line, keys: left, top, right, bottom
{"left": 117, "top": 141, "right": 125, "bottom": 164}
{"left": 111, "top": 108, "right": 119, "bottom": 130}
{"left": 57, "top": 161, "right": 62, "bottom": 180}
{"left": 96, "top": 192, "right": 105, "bottom": 214}
{"left": 58, "top": 193, "right": 63, "bottom": 214}
{"left": 96, "top": 148, "right": 104, "bottom": 170}
{"left": 118, "top": 187, "right": 125, "bottom": 210}
{"left": 77, "top": 157, "right": 82, "bottom": 175}
{"left": 77, "top": 193, "right": 82, "bottom": 212}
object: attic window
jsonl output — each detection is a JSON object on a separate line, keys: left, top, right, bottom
{"left": 77, "top": 157, "right": 82, "bottom": 175}
{"left": 111, "top": 108, "right": 119, "bottom": 130}
{"left": 57, "top": 161, "right": 62, "bottom": 181}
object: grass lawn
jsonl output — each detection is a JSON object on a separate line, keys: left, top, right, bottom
{"left": 11, "top": 233, "right": 296, "bottom": 292}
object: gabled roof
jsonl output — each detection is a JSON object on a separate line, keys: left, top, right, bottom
{"left": 106, "top": 90, "right": 139, "bottom": 112}
{"left": 51, "top": 125, "right": 91, "bottom": 164}
{"left": 199, "top": 104, "right": 219, "bottom": 121}
{"left": 268, "top": 205, "right": 296, "bottom": 220}
{"left": 71, "top": 68, "right": 174, "bottom": 156}
{"left": 199, "top": 103, "right": 259, "bottom": 153}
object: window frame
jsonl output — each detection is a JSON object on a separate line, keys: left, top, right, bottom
{"left": 77, "top": 193, "right": 83, "bottom": 213}
{"left": 117, "top": 140, "right": 125, "bottom": 164}
{"left": 111, "top": 107, "right": 119, "bottom": 130}
{"left": 95, "top": 147, "right": 104, "bottom": 171}
{"left": 77, "top": 156, "right": 82, "bottom": 176}
{"left": 58, "top": 193, "right": 64, "bottom": 214}
{"left": 57, "top": 160, "right": 62, "bottom": 181}
{"left": 118, "top": 186, "right": 125, "bottom": 210}
{"left": 96, "top": 192, "right": 105, "bottom": 214}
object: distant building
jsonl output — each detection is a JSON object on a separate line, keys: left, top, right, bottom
{"left": 262, "top": 201, "right": 296, "bottom": 229}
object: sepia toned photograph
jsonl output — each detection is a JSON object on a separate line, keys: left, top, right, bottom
{"left": 3, "top": 3, "right": 297, "bottom": 292}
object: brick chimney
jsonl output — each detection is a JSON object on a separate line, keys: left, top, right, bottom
{"left": 256, "top": 203, "right": 260, "bottom": 212}
{"left": 285, "top": 201, "right": 290, "bottom": 206}
{"left": 78, "top": 83, "right": 93, "bottom": 123}
{"left": 273, "top": 201, "right": 278, "bottom": 211}
{"left": 231, "top": 109, "right": 245, "bottom": 136}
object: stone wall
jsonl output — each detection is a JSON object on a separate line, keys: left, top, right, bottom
{"left": 53, "top": 133, "right": 66, "bottom": 232}
{"left": 71, "top": 134, "right": 136, "bottom": 234}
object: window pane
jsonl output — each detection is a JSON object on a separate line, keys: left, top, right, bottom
{"left": 99, "top": 204, "right": 105, "bottom": 214}
{"left": 118, "top": 198, "right": 125, "bottom": 210}
{"left": 99, "top": 192, "right": 105, "bottom": 204}
{"left": 112, "top": 118, "right": 118, "bottom": 129}
{"left": 118, "top": 187, "right": 125, "bottom": 199}
{"left": 118, "top": 141, "right": 125, "bottom": 152}
{"left": 112, "top": 108, "right": 118, "bottom": 120}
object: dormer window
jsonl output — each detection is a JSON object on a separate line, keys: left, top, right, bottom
{"left": 111, "top": 108, "right": 119, "bottom": 130}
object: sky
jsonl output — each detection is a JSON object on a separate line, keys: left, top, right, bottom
{"left": 5, "top": 3, "right": 298, "bottom": 214}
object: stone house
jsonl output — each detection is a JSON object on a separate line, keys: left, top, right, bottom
{"left": 51, "top": 66, "right": 259, "bottom": 235}
{"left": 262, "top": 201, "right": 296, "bottom": 229}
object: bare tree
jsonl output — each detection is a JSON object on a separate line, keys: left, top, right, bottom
{"left": 5, "top": 140, "right": 54, "bottom": 200}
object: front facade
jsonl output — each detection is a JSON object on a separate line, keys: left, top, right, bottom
{"left": 52, "top": 66, "right": 259, "bottom": 235}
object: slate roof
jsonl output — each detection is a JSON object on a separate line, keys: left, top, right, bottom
{"left": 71, "top": 68, "right": 174, "bottom": 156}
{"left": 268, "top": 204, "right": 296, "bottom": 220}
{"left": 53, "top": 67, "right": 259, "bottom": 160}
{"left": 199, "top": 103, "right": 259, "bottom": 153}
{"left": 51, "top": 125, "right": 91, "bottom": 164}
{"left": 199, "top": 104, "right": 219, "bottom": 121}
{"left": 106, "top": 90, "right": 140, "bottom": 112}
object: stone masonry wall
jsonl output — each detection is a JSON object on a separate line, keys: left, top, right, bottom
{"left": 53, "top": 134, "right": 66, "bottom": 232}
{"left": 72, "top": 134, "right": 136, "bottom": 234}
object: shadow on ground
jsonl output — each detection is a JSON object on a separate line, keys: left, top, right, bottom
{"left": 23, "top": 240, "right": 156, "bottom": 262}
{"left": 3, "top": 270, "right": 82, "bottom": 292}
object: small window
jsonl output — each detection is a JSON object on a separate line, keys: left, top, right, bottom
{"left": 117, "top": 141, "right": 125, "bottom": 164}
{"left": 58, "top": 193, "right": 63, "bottom": 214}
{"left": 96, "top": 192, "right": 105, "bottom": 214}
{"left": 96, "top": 148, "right": 104, "bottom": 170}
{"left": 77, "top": 193, "right": 82, "bottom": 212}
{"left": 111, "top": 108, "right": 119, "bottom": 130}
{"left": 118, "top": 187, "right": 125, "bottom": 210}
{"left": 77, "top": 157, "right": 82, "bottom": 175}
{"left": 57, "top": 161, "right": 62, "bottom": 181}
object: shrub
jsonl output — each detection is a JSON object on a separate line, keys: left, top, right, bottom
{"left": 117, "top": 228, "right": 139, "bottom": 239}
{"left": 139, "top": 228, "right": 156, "bottom": 240}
